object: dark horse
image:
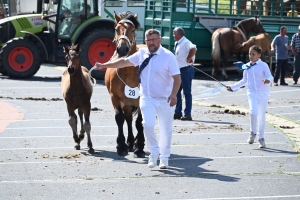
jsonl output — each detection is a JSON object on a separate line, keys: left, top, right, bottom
{"left": 61, "top": 44, "right": 94, "bottom": 154}
{"left": 211, "top": 17, "right": 266, "bottom": 80}
{"left": 104, "top": 11, "right": 145, "bottom": 158}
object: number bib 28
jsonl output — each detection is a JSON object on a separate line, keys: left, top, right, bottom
{"left": 124, "top": 85, "right": 140, "bottom": 99}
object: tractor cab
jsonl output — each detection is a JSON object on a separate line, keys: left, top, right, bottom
{"left": 0, "top": 0, "right": 8, "bottom": 19}
{"left": 44, "top": 0, "right": 98, "bottom": 41}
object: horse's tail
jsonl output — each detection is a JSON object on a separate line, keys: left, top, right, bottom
{"left": 211, "top": 32, "right": 221, "bottom": 75}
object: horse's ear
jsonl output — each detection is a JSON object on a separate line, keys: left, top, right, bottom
{"left": 114, "top": 11, "right": 121, "bottom": 23}
{"left": 74, "top": 44, "right": 80, "bottom": 51}
{"left": 63, "top": 46, "right": 68, "bottom": 53}
{"left": 134, "top": 13, "right": 138, "bottom": 20}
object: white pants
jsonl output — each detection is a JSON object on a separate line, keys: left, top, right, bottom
{"left": 140, "top": 97, "right": 175, "bottom": 160}
{"left": 247, "top": 91, "right": 269, "bottom": 139}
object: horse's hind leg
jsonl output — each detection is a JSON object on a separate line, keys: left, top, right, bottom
{"left": 134, "top": 108, "right": 145, "bottom": 158}
{"left": 115, "top": 106, "right": 129, "bottom": 156}
{"left": 221, "top": 52, "right": 230, "bottom": 80}
{"left": 83, "top": 106, "right": 94, "bottom": 154}
{"left": 123, "top": 105, "right": 134, "bottom": 152}
{"left": 78, "top": 108, "right": 85, "bottom": 141}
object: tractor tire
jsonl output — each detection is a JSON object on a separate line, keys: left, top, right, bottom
{"left": 0, "top": 38, "right": 41, "bottom": 79}
{"left": 0, "top": 64, "right": 7, "bottom": 75}
{"left": 80, "top": 28, "right": 116, "bottom": 80}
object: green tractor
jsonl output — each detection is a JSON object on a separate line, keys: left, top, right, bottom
{"left": 0, "top": 0, "right": 116, "bottom": 79}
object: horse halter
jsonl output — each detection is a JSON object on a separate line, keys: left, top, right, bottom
{"left": 113, "top": 19, "right": 136, "bottom": 54}
{"left": 66, "top": 47, "right": 80, "bottom": 75}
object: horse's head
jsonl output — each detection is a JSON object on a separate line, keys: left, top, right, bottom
{"left": 113, "top": 11, "right": 140, "bottom": 57}
{"left": 236, "top": 17, "right": 265, "bottom": 36}
{"left": 251, "top": 17, "right": 265, "bottom": 34}
{"left": 63, "top": 44, "right": 81, "bottom": 75}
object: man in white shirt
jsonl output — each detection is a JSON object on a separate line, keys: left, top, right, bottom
{"left": 173, "top": 27, "right": 197, "bottom": 121}
{"left": 94, "top": 29, "right": 181, "bottom": 169}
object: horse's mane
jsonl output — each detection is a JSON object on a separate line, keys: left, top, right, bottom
{"left": 118, "top": 11, "right": 140, "bottom": 29}
{"left": 235, "top": 17, "right": 260, "bottom": 28}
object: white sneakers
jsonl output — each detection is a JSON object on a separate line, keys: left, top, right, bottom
{"left": 247, "top": 132, "right": 266, "bottom": 148}
{"left": 148, "top": 154, "right": 169, "bottom": 169}
{"left": 258, "top": 138, "right": 266, "bottom": 148}
{"left": 159, "top": 160, "right": 168, "bottom": 169}
{"left": 247, "top": 132, "right": 256, "bottom": 144}
{"left": 148, "top": 154, "right": 158, "bottom": 168}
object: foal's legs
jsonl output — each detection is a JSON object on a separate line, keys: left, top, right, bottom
{"left": 67, "top": 106, "right": 80, "bottom": 150}
{"left": 78, "top": 108, "right": 85, "bottom": 141}
{"left": 82, "top": 105, "right": 94, "bottom": 154}
{"left": 134, "top": 109, "right": 145, "bottom": 158}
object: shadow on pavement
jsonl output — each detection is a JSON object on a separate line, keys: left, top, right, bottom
{"left": 81, "top": 149, "right": 240, "bottom": 182}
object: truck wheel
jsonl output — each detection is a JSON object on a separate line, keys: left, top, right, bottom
{"left": 0, "top": 38, "right": 41, "bottom": 79}
{"left": 80, "top": 28, "right": 116, "bottom": 79}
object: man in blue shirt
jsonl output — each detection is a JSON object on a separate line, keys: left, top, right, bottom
{"left": 271, "top": 26, "right": 290, "bottom": 86}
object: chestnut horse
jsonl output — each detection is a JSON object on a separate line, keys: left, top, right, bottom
{"left": 104, "top": 12, "right": 145, "bottom": 158}
{"left": 235, "top": 33, "right": 273, "bottom": 73}
{"left": 61, "top": 44, "right": 94, "bottom": 154}
{"left": 211, "top": 17, "right": 265, "bottom": 79}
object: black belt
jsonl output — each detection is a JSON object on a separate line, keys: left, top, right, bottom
{"left": 180, "top": 65, "right": 192, "bottom": 70}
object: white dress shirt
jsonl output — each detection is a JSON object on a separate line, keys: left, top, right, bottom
{"left": 128, "top": 45, "right": 180, "bottom": 98}
{"left": 174, "top": 36, "right": 197, "bottom": 68}
{"left": 231, "top": 59, "right": 274, "bottom": 93}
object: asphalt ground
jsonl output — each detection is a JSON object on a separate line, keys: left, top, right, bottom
{"left": 0, "top": 65, "right": 299, "bottom": 200}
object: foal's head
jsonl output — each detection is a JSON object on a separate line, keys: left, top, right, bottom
{"left": 63, "top": 44, "right": 81, "bottom": 75}
{"left": 114, "top": 11, "right": 140, "bottom": 57}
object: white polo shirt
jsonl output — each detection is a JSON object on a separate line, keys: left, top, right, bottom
{"left": 231, "top": 59, "right": 274, "bottom": 94}
{"left": 174, "top": 36, "right": 197, "bottom": 68}
{"left": 128, "top": 45, "right": 180, "bottom": 98}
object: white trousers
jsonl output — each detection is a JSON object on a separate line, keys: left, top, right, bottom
{"left": 247, "top": 91, "right": 269, "bottom": 139}
{"left": 140, "top": 97, "right": 175, "bottom": 160}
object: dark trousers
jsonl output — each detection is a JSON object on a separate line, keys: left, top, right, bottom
{"left": 274, "top": 59, "right": 288, "bottom": 83}
{"left": 175, "top": 66, "right": 194, "bottom": 116}
{"left": 293, "top": 54, "right": 300, "bottom": 83}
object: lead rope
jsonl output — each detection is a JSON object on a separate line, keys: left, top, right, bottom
{"left": 88, "top": 66, "right": 97, "bottom": 87}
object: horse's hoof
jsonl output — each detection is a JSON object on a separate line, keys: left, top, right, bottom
{"left": 74, "top": 144, "right": 80, "bottom": 150}
{"left": 128, "top": 146, "right": 134, "bottom": 152}
{"left": 117, "top": 148, "right": 128, "bottom": 156}
{"left": 134, "top": 150, "right": 145, "bottom": 158}
{"left": 88, "top": 148, "right": 95, "bottom": 154}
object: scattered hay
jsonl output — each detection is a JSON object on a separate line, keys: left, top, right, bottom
{"left": 59, "top": 154, "right": 82, "bottom": 159}
{"left": 210, "top": 104, "right": 223, "bottom": 108}
{"left": 221, "top": 124, "right": 243, "bottom": 130}
{"left": 280, "top": 126, "right": 294, "bottom": 129}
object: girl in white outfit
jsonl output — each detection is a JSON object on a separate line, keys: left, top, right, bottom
{"left": 227, "top": 45, "right": 274, "bottom": 148}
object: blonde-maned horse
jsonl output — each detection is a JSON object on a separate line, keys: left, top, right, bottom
{"left": 104, "top": 11, "right": 145, "bottom": 157}
{"left": 61, "top": 44, "right": 94, "bottom": 154}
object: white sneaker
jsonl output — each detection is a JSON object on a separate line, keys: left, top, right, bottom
{"left": 258, "top": 138, "right": 266, "bottom": 148}
{"left": 247, "top": 132, "right": 256, "bottom": 144}
{"left": 159, "top": 159, "right": 169, "bottom": 169}
{"left": 148, "top": 154, "right": 158, "bottom": 168}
